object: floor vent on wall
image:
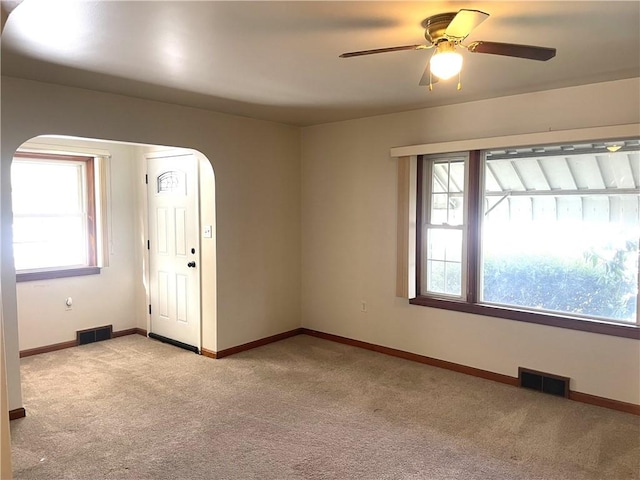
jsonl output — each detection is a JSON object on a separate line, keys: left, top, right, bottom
{"left": 77, "top": 325, "right": 113, "bottom": 346}
{"left": 518, "top": 367, "right": 570, "bottom": 398}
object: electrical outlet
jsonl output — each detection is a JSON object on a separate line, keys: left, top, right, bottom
{"left": 360, "top": 301, "right": 367, "bottom": 313}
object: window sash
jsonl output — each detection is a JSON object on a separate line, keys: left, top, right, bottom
{"left": 12, "top": 152, "right": 97, "bottom": 275}
{"left": 418, "top": 153, "right": 469, "bottom": 300}
{"left": 478, "top": 148, "right": 639, "bottom": 324}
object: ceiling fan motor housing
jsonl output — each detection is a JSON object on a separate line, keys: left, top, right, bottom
{"left": 422, "top": 12, "right": 458, "bottom": 44}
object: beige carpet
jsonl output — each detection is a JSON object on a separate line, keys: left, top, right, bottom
{"left": 10, "top": 334, "right": 640, "bottom": 479}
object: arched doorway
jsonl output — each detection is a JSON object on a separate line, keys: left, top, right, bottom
{"left": 11, "top": 135, "right": 217, "bottom": 356}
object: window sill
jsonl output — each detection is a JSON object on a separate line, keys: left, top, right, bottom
{"left": 409, "top": 296, "right": 640, "bottom": 340}
{"left": 16, "top": 267, "right": 101, "bottom": 282}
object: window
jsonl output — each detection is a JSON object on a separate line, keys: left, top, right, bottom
{"left": 413, "top": 139, "right": 640, "bottom": 337}
{"left": 12, "top": 152, "right": 101, "bottom": 281}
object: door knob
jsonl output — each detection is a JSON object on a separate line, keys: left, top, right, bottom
{"left": 187, "top": 261, "right": 196, "bottom": 268}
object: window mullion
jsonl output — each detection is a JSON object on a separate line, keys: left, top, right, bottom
{"left": 415, "top": 156, "right": 425, "bottom": 296}
{"left": 466, "top": 150, "right": 482, "bottom": 304}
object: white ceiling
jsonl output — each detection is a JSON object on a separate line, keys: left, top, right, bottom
{"left": 2, "top": 1, "right": 639, "bottom": 126}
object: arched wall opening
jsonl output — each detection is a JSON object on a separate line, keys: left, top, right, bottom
{"left": 9, "top": 134, "right": 217, "bottom": 378}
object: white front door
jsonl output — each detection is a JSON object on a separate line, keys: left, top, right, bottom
{"left": 147, "top": 153, "right": 201, "bottom": 351}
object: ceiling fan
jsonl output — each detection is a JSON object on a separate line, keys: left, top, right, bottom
{"left": 340, "top": 9, "right": 556, "bottom": 90}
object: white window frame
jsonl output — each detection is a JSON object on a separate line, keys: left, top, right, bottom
{"left": 420, "top": 153, "right": 469, "bottom": 300}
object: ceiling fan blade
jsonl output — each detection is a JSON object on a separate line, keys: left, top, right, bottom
{"left": 418, "top": 64, "right": 439, "bottom": 87}
{"left": 445, "top": 9, "right": 489, "bottom": 40}
{"left": 467, "top": 41, "right": 556, "bottom": 61}
{"left": 339, "top": 45, "right": 428, "bottom": 58}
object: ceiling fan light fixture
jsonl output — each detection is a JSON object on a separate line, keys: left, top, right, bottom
{"left": 430, "top": 41, "right": 463, "bottom": 80}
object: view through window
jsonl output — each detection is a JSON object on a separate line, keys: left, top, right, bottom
{"left": 481, "top": 145, "right": 639, "bottom": 323}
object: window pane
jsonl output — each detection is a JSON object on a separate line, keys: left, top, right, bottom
{"left": 445, "top": 262, "right": 462, "bottom": 295}
{"left": 12, "top": 161, "right": 83, "bottom": 215}
{"left": 482, "top": 149, "right": 639, "bottom": 323}
{"left": 430, "top": 193, "right": 450, "bottom": 224}
{"left": 424, "top": 228, "right": 463, "bottom": 296}
{"left": 430, "top": 160, "right": 464, "bottom": 226}
{"left": 13, "top": 216, "right": 87, "bottom": 269}
{"left": 427, "top": 260, "right": 445, "bottom": 293}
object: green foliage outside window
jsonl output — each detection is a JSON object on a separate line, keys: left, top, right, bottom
{"left": 483, "top": 240, "right": 638, "bottom": 322}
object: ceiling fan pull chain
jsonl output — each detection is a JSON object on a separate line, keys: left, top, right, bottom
{"left": 429, "top": 71, "right": 434, "bottom": 91}
{"left": 457, "top": 70, "right": 462, "bottom": 91}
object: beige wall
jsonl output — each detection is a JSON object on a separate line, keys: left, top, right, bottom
{"left": 198, "top": 155, "right": 217, "bottom": 352}
{"left": 1, "top": 76, "right": 302, "bottom": 411}
{"left": 1, "top": 74, "right": 638, "bottom": 417}
{"left": 14, "top": 137, "right": 145, "bottom": 351}
{"left": 301, "top": 78, "right": 640, "bottom": 405}
{"left": 1, "top": 304, "right": 12, "bottom": 480}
